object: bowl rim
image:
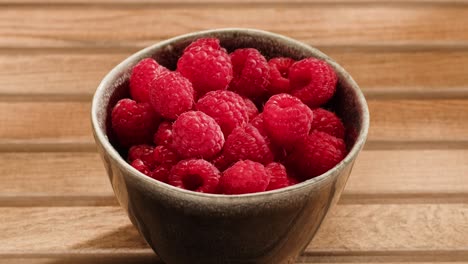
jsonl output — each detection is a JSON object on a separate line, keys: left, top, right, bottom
{"left": 91, "top": 28, "right": 370, "bottom": 201}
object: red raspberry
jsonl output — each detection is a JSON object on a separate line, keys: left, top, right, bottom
{"left": 265, "top": 162, "right": 297, "bottom": 191}
{"left": 168, "top": 159, "right": 220, "bottom": 193}
{"left": 153, "top": 145, "right": 178, "bottom": 165}
{"left": 177, "top": 38, "right": 233, "bottom": 96}
{"left": 150, "top": 71, "right": 194, "bottom": 119}
{"left": 310, "top": 108, "right": 345, "bottom": 139}
{"left": 196, "top": 90, "right": 249, "bottom": 137}
{"left": 128, "top": 144, "right": 156, "bottom": 169}
{"left": 243, "top": 97, "right": 259, "bottom": 120}
{"left": 129, "top": 58, "right": 167, "bottom": 103}
{"left": 220, "top": 160, "right": 270, "bottom": 195}
{"left": 153, "top": 121, "right": 173, "bottom": 146}
{"left": 172, "top": 111, "right": 224, "bottom": 159}
{"left": 288, "top": 131, "right": 346, "bottom": 180}
{"left": 228, "top": 48, "right": 270, "bottom": 99}
{"left": 131, "top": 159, "right": 151, "bottom": 176}
{"left": 289, "top": 58, "right": 338, "bottom": 108}
{"left": 223, "top": 124, "right": 274, "bottom": 165}
{"left": 263, "top": 94, "right": 313, "bottom": 148}
{"left": 267, "top": 57, "right": 295, "bottom": 95}
{"left": 184, "top": 38, "right": 220, "bottom": 52}
{"left": 150, "top": 164, "right": 171, "bottom": 183}
{"left": 111, "top": 99, "right": 159, "bottom": 148}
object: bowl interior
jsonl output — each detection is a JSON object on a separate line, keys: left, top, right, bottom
{"left": 92, "top": 28, "right": 369, "bottom": 197}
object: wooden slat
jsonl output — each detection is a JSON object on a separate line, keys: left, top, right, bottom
{"left": 0, "top": 152, "right": 112, "bottom": 197}
{"left": 368, "top": 100, "right": 468, "bottom": 143}
{"left": 0, "top": 51, "right": 128, "bottom": 98}
{"left": 1, "top": 100, "right": 467, "bottom": 148}
{"left": 1, "top": 204, "right": 467, "bottom": 261}
{"left": 0, "top": 101, "right": 91, "bottom": 148}
{"left": 1, "top": 149, "right": 467, "bottom": 205}
{"left": 0, "top": 6, "right": 468, "bottom": 48}
{"left": 2, "top": 49, "right": 468, "bottom": 97}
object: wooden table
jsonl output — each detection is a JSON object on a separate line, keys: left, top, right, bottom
{"left": 1, "top": 0, "right": 468, "bottom": 263}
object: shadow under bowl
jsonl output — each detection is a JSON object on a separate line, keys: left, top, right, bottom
{"left": 91, "top": 28, "right": 369, "bottom": 264}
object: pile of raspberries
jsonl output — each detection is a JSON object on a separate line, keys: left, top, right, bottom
{"left": 111, "top": 38, "right": 347, "bottom": 195}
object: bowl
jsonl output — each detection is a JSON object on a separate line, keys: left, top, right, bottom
{"left": 91, "top": 28, "right": 369, "bottom": 264}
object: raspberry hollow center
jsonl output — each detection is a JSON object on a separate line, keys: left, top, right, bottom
{"left": 183, "top": 174, "right": 204, "bottom": 191}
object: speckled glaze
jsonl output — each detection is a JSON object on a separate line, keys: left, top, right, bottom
{"left": 91, "top": 28, "right": 369, "bottom": 264}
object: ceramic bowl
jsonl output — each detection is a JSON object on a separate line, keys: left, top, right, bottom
{"left": 91, "top": 28, "right": 369, "bottom": 264}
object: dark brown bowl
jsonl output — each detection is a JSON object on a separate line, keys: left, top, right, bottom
{"left": 91, "top": 28, "right": 369, "bottom": 264}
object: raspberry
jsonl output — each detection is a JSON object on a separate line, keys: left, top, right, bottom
{"left": 150, "top": 71, "right": 194, "bottom": 119}
{"left": 150, "top": 164, "right": 171, "bottom": 183}
{"left": 111, "top": 99, "right": 159, "bottom": 148}
{"left": 289, "top": 58, "right": 338, "bottom": 108}
{"left": 265, "top": 162, "right": 297, "bottom": 191}
{"left": 223, "top": 124, "right": 274, "bottom": 165}
{"left": 263, "top": 94, "right": 313, "bottom": 147}
{"left": 243, "top": 97, "right": 259, "bottom": 120}
{"left": 153, "top": 121, "right": 173, "bottom": 146}
{"left": 172, "top": 111, "right": 224, "bottom": 159}
{"left": 129, "top": 58, "right": 167, "bottom": 103}
{"left": 267, "top": 57, "right": 295, "bottom": 95}
{"left": 177, "top": 38, "right": 233, "bottom": 96}
{"left": 168, "top": 159, "right": 220, "bottom": 193}
{"left": 128, "top": 144, "right": 156, "bottom": 169}
{"left": 184, "top": 38, "right": 220, "bottom": 52}
{"left": 220, "top": 160, "right": 270, "bottom": 195}
{"left": 153, "top": 145, "right": 178, "bottom": 165}
{"left": 310, "top": 108, "right": 345, "bottom": 139}
{"left": 288, "top": 131, "right": 346, "bottom": 180}
{"left": 196, "top": 90, "right": 249, "bottom": 137}
{"left": 131, "top": 159, "right": 151, "bottom": 176}
{"left": 228, "top": 48, "right": 270, "bottom": 99}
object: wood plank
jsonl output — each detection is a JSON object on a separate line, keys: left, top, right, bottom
{"left": 0, "top": 152, "right": 112, "bottom": 197}
{"left": 368, "top": 100, "right": 468, "bottom": 142}
{"left": 0, "top": 51, "right": 128, "bottom": 98}
{"left": 0, "top": 204, "right": 467, "bottom": 259}
{"left": 1, "top": 149, "right": 467, "bottom": 205}
{"left": 0, "top": 101, "right": 91, "bottom": 148}
{"left": 0, "top": 6, "right": 468, "bottom": 48}
{"left": 2, "top": 49, "right": 468, "bottom": 97}
{"left": 1, "top": 99, "right": 467, "bottom": 148}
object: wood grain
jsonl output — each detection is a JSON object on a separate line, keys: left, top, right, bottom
{"left": 0, "top": 6, "right": 468, "bottom": 48}
{"left": 0, "top": 51, "right": 128, "bottom": 98}
{"left": 2, "top": 49, "right": 468, "bottom": 98}
{"left": 368, "top": 100, "right": 468, "bottom": 143}
{"left": 1, "top": 204, "right": 467, "bottom": 258}
{"left": 1, "top": 100, "right": 467, "bottom": 149}
{"left": 0, "top": 101, "right": 91, "bottom": 148}
{"left": 2, "top": 0, "right": 468, "bottom": 4}
{"left": 0, "top": 152, "right": 112, "bottom": 197}
{"left": 1, "top": 150, "right": 467, "bottom": 205}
